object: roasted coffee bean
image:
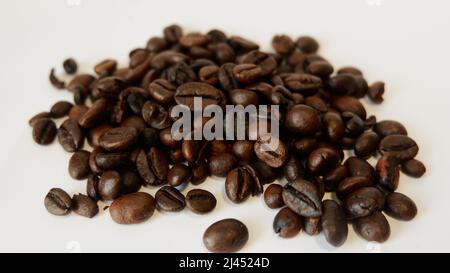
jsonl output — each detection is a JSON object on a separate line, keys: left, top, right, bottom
{"left": 186, "top": 189, "right": 216, "bottom": 214}
{"left": 198, "top": 65, "right": 220, "bottom": 85}
{"left": 95, "top": 151, "right": 130, "bottom": 171}
{"left": 375, "top": 120, "right": 408, "bottom": 138}
{"left": 321, "top": 200, "right": 348, "bottom": 247}
{"left": 71, "top": 194, "right": 98, "bottom": 218}
{"left": 50, "top": 101, "right": 73, "bottom": 118}
{"left": 218, "top": 63, "right": 239, "bottom": 91}
{"left": 78, "top": 98, "right": 107, "bottom": 129}
{"left": 296, "top": 36, "right": 319, "bottom": 53}
{"left": 337, "top": 66, "right": 363, "bottom": 76}
{"left": 182, "top": 139, "right": 209, "bottom": 163}
{"left": 383, "top": 192, "right": 417, "bottom": 221}
{"left": 306, "top": 60, "right": 334, "bottom": 78}
{"left": 167, "top": 61, "right": 197, "bottom": 85}
{"left": 304, "top": 95, "right": 328, "bottom": 113}
{"left": 332, "top": 96, "right": 366, "bottom": 119}
{"left": 283, "top": 179, "right": 322, "bottom": 217}
{"left": 44, "top": 188, "right": 72, "bottom": 216}
{"left": 99, "top": 127, "right": 138, "bottom": 152}
{"left": 167, "top": 164, "right": 192, "bottom": 187}
{"left": 285, "top": 105, "right": 321, "bottom": 135}
{"left": 240, "top": 50, "right": 277, "bottom": 76}
{"left": 142, "top": 101, "right": 172, "bottom": 129}
{"left": 229, "top": 89, "right": 259, "bottom": 106}
{"left": 29, "top": 112, "right": 52, "bottom": 127}
{"left": 63, "top": 58, "right": 77, "bottom": 74}
{"left": 284, "top": 73, "right": 322, "bottom": 96}
{"left": 121, "top": 116, "right": 146, "bottom": 132}
{"left": 344, "top": 187, "right": 385, "bottom": 218}
{"left": 163, "top": 24, "right": 182, "bottom": 43}
{"left": 270, "top": 85, "right": 301, "bottom": 108}
{"left": 68, "top": 150, "right": 91, "bottom": 180}
{"left": 353, "top": 211, "right": 390, "bottom": 243}
{"left": 68, "top": 105, "right": 89, "bottom": 123}
{"left": 49, "top": 68, "right": 65, "bottom": 89}
{"left": 66, "top": 74, "right": 95, "bottom": 92}
{"left": 291, "top": 137, "right": 318, "bottom": 156}
{"left": 232, "top": 64, "right": 262, "bottom": 84}
{"left": 92, "top": 76, "right": 126, "bottom": 99}
{"left": 365, "top": 115, "right": 377, "bottom": 130}
{"left": 273, "top": 207, "right": 302, "bottom": 238}
{"left": 342, "top": 111, "right": 365, "bottom": 137}
{"left": 252, "top": 160, "right": 280, "bottom": 184}
{"left": 159, "top": 128, "right": 181, "bottom": 148}
{"left": 98, "top": 170, "right": 122, "bottom": 201}
{"left": 379, "top": 135, "right": 418, "bottom": 162}
{"left": 401, "top": 159, "right": 426, "bottom": 178}
{"left": 207, "top": 29, "right": 227, "bottom": 43}
{"left": 110, "top": 192, "right": 156, "bottom": 224}
{"left": 86, "top": 174, "right": 100, "bottom": 200}
{"left": 124, "top": 93, "right": 146, "bottom": 116}
{"left": 32, "top": 118, "right": 57, "bottom": 145}
{"left": 73, "top": 86, "right": 88, "bottom": 105}
{"left": 368, "top": 81, "right": 385, "bottom": 103}
{"left": 57, "top": 118, "right": 84, "bottom": 152}
{"left": 323, "top": 111, "right": 345, "bottom": 142}
{"left": 264, "top": 184, "right": 284, "bottom": 209}
{"left": 121, "top": 169, "right": 142, "bottom": 194}
{"left": 323, "top": 165, "right": 349, "bottom": 192}
{"left": 327, "top": 74, "right": 361, "bottom": 96}
{"left": 146, "top": 37, "right": 168, "bottom": 53}
{"left": 190, "top": 160, "right": 209, "bottom": 185}
{"left": 344, "top": 157, "right": 376, "bottom": 184}
{"left": 354, "top": 131, "right": 380, "bottom": 159}
{"left": 94, "top": 59, "right": 117, "bottom": 76}
{"left": 232, "top": 140, "right": 254, "bottom": 161}
{"left": 155, "top": 186, "right": 186, "bottom": 212}
{"left": 175, "top": 82, "right": 226, "bottom": 110}
{"left": 272, "top": 35, "right": 295, "bottom": 55}
{"left": 136, "top": 148, "right": 169, "bottom": 187}
{"left": 225, "top": 167, "right": 254, "bottom": 203}
{"left": 283, "top": 155, "right": 305, "bottom": 183}
{"left": 209, "top": 140, "right": 230, "bottom": 157}
{"left": 203, "top": 218, "right": 249, "bottom": 253}
{"left": 229, "top": 36, "right": 259, "bottom": 52}
{"left": 303, "top": 217, "right": 321, "bottom": 236}
{"left": 179, "top": 32, "right": 209, "bottom": 48}
{"left": 307, "top": 147, "right": 341, "bottom": 174}
{"left": 337, "top": 176, "right": 372, "bottom": 199}
{"left": 140, "top": 127, "right": 160, "bottom": 149}
{"left": 254, "top": 137, "right": 288, "bottom": 168}
{"left": 208, "top": 153, "right": 237, "bottom": 177}
{"left": 376, "top": 155, "right": 400, "bottom": 192}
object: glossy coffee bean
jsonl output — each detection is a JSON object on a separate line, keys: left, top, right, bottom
{"left": 284, "top": 73, "right": 322, "bottom": 96}
{"left": 296, "top": 36, "right": 319, "bottom": 53}
{"left": 98, "top": 171, "right": 122, "bottom": 201}
{"left": 175, "top": 82, "right": 226, "bottom": 110}
{"left": 337, "top": 66, "right": 363, "bottom": 76}
{"left": 99, "top": 127, "right": 139, "bottom": 152}
{"left": 203, "top": 219, "right": 249, "bottom": 253}
{"left": 376, "top": 155, "right": 400, "bottom": 192}
{"left": 199, "top": 65, "right": 220, "bottom": 85}
{"left": 94, "top": 59, "right": 117, "bottom": 75}
{"left": 167, "top": 164, "right": 192, "bottom": 187}
{"left": 232, "top": 140, "right": 254, "bottom": 161}
{"left": 50, "top": 101, "right": 73, "bottom": 118}
{"left": 283, "top": 155, "right": 305, "bottom": 183}
{"left": 186, "top": 189, "right": 216, "bottom": 214}
{"left": 233, "top": 64, "right": 262, "bottom": 84}
{"left": 374, "top": 120, "right": 407, "bottom": 138}
{"left": 331, "top": 96, "right": 367, "bottom": 119}
{"left": 344, "top": 157, "right": 376, "bottom": 184}
{"left": 344, "top": 187, "right": 385, "bottom": 218}
{"left": 273, "top": 207, "right": 302, "bottom": 238}
{"left": 58, "top": 118, "right": 84, "bottom": 152}
{"left": 291, "top": 137, "right": 318, "bottom": 156}
{"left": 32, "top": 118, "right": 57, "bottom": 145}
{"left": 353, "top": 211, "right": 390, "bottom": 243}
{"left": 225, "top": 167, "right": 254, "bottom": 204}
{"left": 336, "top": 176, "right": 372, "bottom": 199}
{"left": 264, "top": 184, "right": 284, "bottom": 209}
{"left": 191, "top": 160, "right": 209, "bottom": 185}
{"left": 254, "top": 137, "right": 288, "bottom": 168}
{"left": 306, "top": 60, "right": 334, "bottom": 78}
{"left": 307, "top": 147, "right": 341, "bottom": 174}
{"left": 208, "top": 153, "right": 237, "bottom": 177}
{"left": 94, "top": 151, "right": 130, "bottom": 171}
{"left": 323, "top": 165, "right": 348, "bottom": 192}
{"left": 71, "top": 194, "right": 98, "bottom": 218}
{"left": 63, "top": 58, "right": 77, "bottom": 74}
{"left": 283, "top": 179, "right": 322, "bottom": 217}
{"left": 110, "top": 192, "right": 156, "bottom": 224}
{"left": 321, "top": 200, "right": 348, "bottom": 247}
{"left": 272, "top": 35, "right": 295, "bottom": 55}
{"left": 49, "top": 68, "right": 65, "bottom": 89}
{"left": 383, "top": 192, "right": 417, "bottom": 221}
{"left": 323, "top": 111, "right": 345, "bottom": 142}
{"left": 78, "top": 98, "right": 107, "bottom": 129}
{"left": 44, "top": 188, "right": 72, "bottom": 216}
{"left": 120, "top": 169, "right": 142, "bottom": 194}
{"left": 136, "top": 148, "right": 169, "bottom": 187}
{"left": 368, "top": 81, "right": 385, "bottom": 103}
{"left": 155, "top": 186, "right": 186, "bottom": 212}
{"left": 379, "top": 135, "right": 418, "bottom": 162}
{"left": 401, "top": 159, "right": 426, "bottom": 178}
{"left": 354, "top": 131, "right": 380, "bottom": 159}
{"left": 29, "top": 112, "right": 52, "bottom": 127}
{"left": 218, "top": 63, "right": 239, "bottom": 91}
{"left": 182, "top": 139, "right": 209, "bottom": 163}
{"left": 68, "top": 105, "right": 89, "bottom": 123}
{"left": 229, "top": 89, "right": 259, "bottom": 107}
{"left": 342, "top": 111, "right": 365, "bottom": 137}
{"left": 68, "top": 150, "right": 91, "bottom": 180}
{"left": 285, "top": 105, "right": 321, "bottom": 135}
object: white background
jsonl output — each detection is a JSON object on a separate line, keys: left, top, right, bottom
{"left": 0, "top": 0, "right": 449, "bottom": 253}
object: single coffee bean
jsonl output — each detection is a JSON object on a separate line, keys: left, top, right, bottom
{"left": 323, "top": 111, "right": 345, "bottom": 142}
{"left": 229, "top": 89, "right": 259, "bottom": 107}
{"left": 284, "top": 73, "right": 322, "bottom": 96}
{"left": 203, "top": 219, "right": 249, "bottom": 253}
{"left": 99, "top": 127, "right": 139, "bottom": 152}
{"left": 182, "top": 139, "right": 209, "bottom": 163}
{"left": 296, "top": 36, "right": 319, "bottom": 53}
{"left": 218, "top": 63, "right": 240, "bottom": 91}
{"left": 179, "top": 32, "right": 209, "bottom": 48}
{"left": 354, "top": 131, "right": 380, "bottom": 159}
{"left": 252, "top": 160, "right": 280, "bottom": 184}
{"left": 353, "top": 211, "right": 390, "bottom": 243}
{"left": 159, "top": 128, "right": 181, "bottom": 148}
{"left": 225, "top": 167, "right": 254, "bottom": 204}
{"left": 337, "top": 66, "right": 363, "bottom": 76}
{"left": 336, "top": 176, "right": 373, "bottom": 199}
{"left": 239, "top": 50, "right": 277, "bottom": 76}
{"left": 94, "top": 59, "right": 117, "bottom": 76}
{"left": 273, "top": 207, "right": 302, "bottom": 238}
{"left": 136, "top": 148, "right": 169, "bottom": 187}
{"left": 283, "top": 179, "right": 322, "bottom": 217}
{"left": 283, "top": 155, "right": 306, "bottom": 183}
{"left": 379, "top": 135, "right": 418, "bottom": 162}
{"left": 186, "top": 189, "right": 216, "bottom": 214}
{"left": 167, "top": 164, "right": 192, "bottom": 187}
{"left": 32, "top": 118, "right": 57, "bottom": 145}
{"left": 50, "top": 101, "right": 73, "bottom": 118}
{"left": 323, "top": 165, "right": 348, "bottom": 192}
{"left": 66, "top": 74, "right": 95, "bottom": 92}
{"left": 291, "top": 137, "right": 318, "bottom": 156}
{"left": 208, "top": 153, "right": 237, "bottom": 177}
{"left": 272, "top": 35, "right": 295, "bottom": 55}
{"left": 374, "top": 120, "right": 408, "bottom": 138}
{"left": 344, "top": 187, "right": 385, "bottom": 219}
{"left": 92, "top": 76, "right": 126, "bottom": 99}
{"left": 232, "top": 64, "right": 262, "bottom": 84}
{"left": 44, "top": 188, "right": 72, "bottom": 216}
{"left": 231, "top": 140, "right": 254, "bottom": 161}
{"left": 49, "top": 68, "right": 65, "bottom": 89}
{"left": 303, "top": 216, "right": 321, "bottom": 236}
{"left": 120, "top": 169, "right": 142, "bottom": 194}
{"left": 58, "top": 118, "right": 84, "bottom": 152}
{"left": 331, "top": 96, "right": 367, "bottom": 119}
{"left": 71, "top": 194, "right": 98, "bottom": 218}
{"left": 383, "top": 192, "right": 417, "bottom": 221}
{"left": 285, "top": 105, "right": 321, "bottom": 135}
{"left": 365, "top": 115, "right": 377, "bottom": 130}
{"left": 264, "top": 184, "right": 284, "bottom": 209}
{"left": 68, "top": 150, "right": 91, "bottom": 180}
{"left": 344, "top": 157, "right": 376, "bottom": 184}
{"left": 198, "top": 65, "right": 220, "bottom": 85}
{"left": 327, "top": 74, "right": 361, "bottom": 96}
{"left": 175, "top": 82, "right": 226, "bottom": 110}
{"left": 307, "top": 147, "right": 341, "bottom": 174}
{"left": 376, "top": 155, "right": 400, "bottom": 192}
{"left": 29, "top": 112, "right": 52, "bottom": 127}
{"left": 163, "top": 24, "right": 183, "bottom": 43}
{"left": 110, "top": 192, "right": 156, "bottom": 224}
{"left": 78, "top": 98, "right": 107, "bottom": 129}
{"left": 342, "top": 111, "right": 365, "bottom": 137}
{"left": 155, "top": 186, "right": 186, "bottom": 212}
{"left": 401, "top": 159, "right": 426, "bottom": 178}
{"left": 190, "top": 160, "right": 209, "bottom": 185}
{"left": 98, "top": 171, "right": 122, "bottom": 201}
{"left": 167, "top": 61, "right": 197, "bottom": 85}
{"left": 146, "top": 36, "right": 168, "bottom": 53}
{"left": 63, "top": 58, "right": 77, "bottom": 74}
{"left": 321, "top": 200, "right": 348, "bottom": 247}
{"left": 148, "top": 79, "right": 176, "bottom": 105}
{"left": 68, "top": 105, "right": 89, "bottom": 123}
{"left": 254, "top": 137, "right": 288, "bottom": 168}
{"left": 86, "top": 174, "right": 100, "bottom": 201}
{"left": 368, "top": 81, "right": 385, "bottom": 103}
{"left": 94, "top": 151, "right": 130, "bottom": 171}
{"left": 306, "top": 60, "right": 334, "bottom": 78}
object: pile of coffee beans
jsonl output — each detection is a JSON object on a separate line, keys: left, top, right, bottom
{"left": 31, "top": 25, "right": 426, "bottom": 252}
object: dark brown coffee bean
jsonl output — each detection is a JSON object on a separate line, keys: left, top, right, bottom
{"left": 68, "top": 105, "right": 89, "bottom": 123}
{"left": 203, "top": 218, "right": 249, "bottom": 253}
{"left": 264, "top": 184, "right": 284, "bottom": 209}
{"left": 218, "top": 63, "right": 239, "bottom": 91}
{"left": 199, "top": 65, "right": 220, "bottom": 85}
{"left": 191, "top": 160, "right": 209, "bottom": 185}
{"left": 368, "top": 81, "right": 385, "bottom": 103}
{"left": 99, "top": 127, "right": 138, "bottom": 152}
{"left": 71, "top": 194, "right": 98, "bottom": 218}
{"left": 167, "top": 61, "right": 197, "bottom": 85}
{"left": 232, "top": 140, "right": 254, "bottom": 161}
{"left": 321, "top": 200, "right": 348, "bottom": 247}
{"left": 383, "top": 192, "right": 417, "bottom": 221}
{"left": 323, "top": 111, "right": 345, "bottom": 142}
{"left": 376, "top": 155, "right": 400, "bottom": 192}
{"left": 186, "top": 189, "right": 216, "bottom": 214}
{"left": 240, "top": 50, "right": 277, "bottom": 76}
{"left": 285, "top": 105, "right": 321, "bottom": 135}
{"left": 337, "top": 176, "right": 373, "bottom": 199}
{"left": 254, "top": 137, "right": 288, "bottom": 168}
{"left": 306, "top": 60, "right": 334, "bottom": 78}
{"left": 120, "top": 169, "right": 142, "bottom": 194}
{"left": 58, "top": 118, "right": 84, "bottom": 152}
{"left": 63, "top": 58, "right": 77, "bottom": 74}
{"left": 344, "top": 156, "right": 376, "bottom": 184}
{"left": 273, "top": 207, "right": 302, "bottom": 238}
{"left": 136, "top": 148, "right": 169, "bottom": 187}
{"left": 270, "top": 85, "right": 302, "bottom": 108}
{"left": 92, "top": 76, "right": 126, "bottom": 99}
{"left": 229, "top": 89, "right": 259, "bottom": 107}
{"left": 323, "top": 165, "right": 349, "bottom": 192}
{"left": 232, "top": 64, "right": 262, "bottom": 84}
{"left": 86, "top": 174, "right": 100, "bottom": 200}
{"left": 229, "top": 36, "right": 259, "bottom": 52}
{"left": 66, "top": 74, "right": 95, "bottom": 92}
{"left": 375, "top": 120, "right": 408, "bottom": 138}
{"left": 303, "top": 217, "right": 321, "bottom": 236}
{"left": 68, "top": 150, "right": 91, "bottom": 180}
{"left": 344, "top": 187, "right": 385, "bottom": 218}
{"left": 354, "top": 131, "right": 380, "bottom": 159}
{"left": 95, "top": 151, "right": 130, "bottom": 171}
{"left": 337, "top": 66, "right": 363, "bottom": 76}
{"left": 110, "top": 192, "right": 156, "bottom": 224}
{"left": 291, "top": 137, "right": 318, "bottom": 156}
{"left": 49, "top": 68, "right": 65, "bottom": 89}
{"left": 98, "top": 171, "right": 122, "bottom": 201}
{"left": 331, "top": 96, "right": 367, "bottom": 119}
{"left": 179, "top": 32, "right": 209, "bottom": 48}
{"left": 208, "top": 153, "right": 237, "bottom": 177}
{"left": 142, "top": 101, "right": 172, "bottom": 129}
{"left": 32, "top": 118, "right": 57, "bottom": 145}
{"left": 401, "top": 159, "right": 426, "bottom": 178}
{"left": 167, "top": 164, "right": 192, "bottom": 187}
{"left": 353, "top": 211, "right": 390, "bottom": 243}
{"left": 94, "top": 59, "right": 117, "bottom": 75}
{"left": 44, "top": 188, "right": 72, "bottom": 216}
{"left": 78, "top": 98, "right": 107, "bottom": 128}
{"left": 283, "top": 155, "right": 306, "bottom": 183}
{"left": 50, "top": 101, "right": 73, "bottom": 118}
{"left": 307, "top": 147, "right": 341, "bottom": 174}
{"left": 284, "top": 73, "right": 322, "bottom": 96}
{"left": 327, "top": 74, "right": 363, "bottom": 96}
{"left": 29, "top": 112, "right": 52, "bottom": 127}
{"left": 342, "top": 111, "right": 365, "bottom": 137}
{"left": 225, "top": 167, "right": 254, "bottom": 204}
{"left": 283, "top": 179, "right": 322, "bottom": 217}
{"left": 159, "top": 128, "right": 181, "bottom": 148}
{"left": 175, "top": 82, "right": 226, "bottom": 110}
{"left": 272, "top": 35, "right": 295, "bottom": 55}
{"left": 252, "top": 160, "right": 280, "bottom": 184}
{"left": 155, "top": 186, "right": 186, "bottom": 212}
{"left": 379, "top": 135, "right": 418, "bottom": 162}
{"left": 182, "top": 139, "right": 209, "bottom": 163}
{"left": 296, "top": 36, "right": 319, "bottom": 53}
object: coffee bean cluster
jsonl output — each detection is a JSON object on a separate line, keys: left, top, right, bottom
{"left": 31, "top": 25, "right": 426, "bottom": 252}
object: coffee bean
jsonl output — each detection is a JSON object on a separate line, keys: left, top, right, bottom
{"left": 264, "top": 184, "right": 284, "bottom": 209}
{"left": 285, "top": 105, "right": 321, "bottom": 135}
{"left": 149, "top": 79, "right": 176, "bottom": 105}
{"left": 323, "top": 111, "right": 345, "bottom": 142}
{"left": 240, "top": 50, "right": 277, "bottom": 76}
{"left": 167, "top": 61, "right": 197, "bottom": 85}
{"left": 284, "top": 73, "right": 322, "bottom": 96}
{"left": 86, "top": 174, "right": 100, "bottom": 200}
{"left": 110, "top": 192, "right": 156, "bottom": 224}
{"left": 179, "top": 32, "right": 209, "bottom": 48}
{"left": 323, "top": 165, "right": 349, "bottom": 192}
{"left": 198, "top": 65, "right": 220, "bottom": 85}
{"left": 186, "top": 189, "right": 216, "bottom": 214}
{"left": 254, "top": 137, "right": 288, "bottom": 168}
{"left": 44, "top": 188, "right": 72, "bottom": 216}
{"left": 95, "top": 151, "right": 130, "bottom": 171}
{"left": 368, "top": 81, "right": 385, "bottom": 103}
{"left": 321, "top": 200, "right": 348, "bottom": 247}
{"left": 58, "top": 118, "right": 84, "bottom": 152}
{"left": 336, "top": 176, "right": 372, "bottom": 199}
{"left": 296, "top": 36, "right": 319, "bottom": 53}
{"left": 273, "top": 207, "right": 302, "bottom": 238}
{"left": 303, "top": 217, "right": 321, "bottom": 236}
{"left": 175, "top": 82, "right": 226, "bottom": 110}
{"left": 99, "top": 127, "right": 138, "bottom": 152}
{"left": 354, "top": 131, "right": 380, "bottom": 159}
{"left": 401, "top": 159, "right": 426, "bottom": 178}
{"left": 78, "top": 98, "right": 107, "bottom": 128}
{"left": 71, "top": 194, "right": 98, "bottom": 218}
{"left": 272, "top": 35, "right": 295, "bottom": 55}
{"left": 191, "top": 160, "right": 209, "bottom": 185}
{"left": 229, "top": 36, "right": 259, "bottom": 52}
{"left": 121, "top": 169, "right": 142, "bottom": 194}
{"left": 252, "top": 160, "right": 280, "bottom": 184}
{"left": 375, "top": 120, "right": 408, "bottom": 138}
{"left": 283, "top": 155, "right": 306, "bottom": 183}
{"left": 208, "top": 153, "right": 237, "bottom": 177}
{"left": 182, "top": 139, "right": 209, "bottom": 163}
{"left": 68, "top": 105, "right": 89, "bottom": 123}
{"left": 229, "top": 89, "right": 259, "bottom": 107}
{"left": 342, "top": 111, "right": 365, "bottom": 137}
{"left": 344, "top": 157, "right": 376, "bottom": 184}
{"left": 63, "top": 58, "right": 77, "bottom": 74}
{"left": 337, "top": 66, "right": 363, "bottom": 76}
{"left": 98, "top": 171, "right": 122, "bottom": 201}
{"left": 344, "top": 187, "right": 385, "bottom": 218}
{"left": 50, "top": 101, "right": 73, "bottom": 118}
{"left": 29, "top": 112, "right": 52, "bottom": 127}
{"left": 283, "top": 179, "right": 322, "bottom": 217}
{"left": 167, "top": 164, "right": 192, "bottom": 187}
{"left": 142, "top": 101, "right": 172, "bottom": 130}
{"left": 327, "top": 74, "right": 362, "bottom": 96}
{"left": 225, "top": 167, "right": 254, "bottom": 203}
{"left": 68, "top": 150, "right": 91, "bottom": 180}
{"left": 383, "top": 192, "right": 417, "bottom": 221}
{"left": 291, "top": 137, "right": 318, "bottom": 156}
{"left": 203, "top": 218, "right": 249, "bottom": 253}
{"left": 232, "top": 64, "right": 262, "bottom": 84}
{"left": 49, "top": 68, "right": 65, "bottom": 89}
{"left": 136, "top": 148, "right": 169, "bottom": 187}
{"left": 331, "top": 96, "right": 367, "bottom": 119}
{"left": 32, "top": 118, "right": 57, "bottom": 145}
{"left": 232, "top": 140, "right": 254, "bottom": 161}
{"left": 218, "top": 63, "right": 240, "bottom": 91}
{"left": 307, "top": 147, "right": 341, "bottom": 174}
{"left": 94, "top": 59, "right": 117, "bottom": 76}
{"left": 66, "top": 74, "right": 95, "bottom": 92}
{"left": 155, "top": 186, "right": 186, "bottom": 212}
{"left": 376, "top": 155, "right": 400, "bottom": 192}
{"left": 306, "top": 60, "right": 334, "bottom": 78}
{"left": 379, "top": 135, "right": 418, "bottom": 162}
{"left": 353, "top": 211, "right": 390, "bottom": 243}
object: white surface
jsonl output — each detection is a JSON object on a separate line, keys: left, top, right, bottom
{"left": 0, "top": 0, "right": 449, "bottom": 253}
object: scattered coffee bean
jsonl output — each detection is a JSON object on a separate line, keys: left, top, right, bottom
{"left": 44, "top": 188, "right": 72, "bottom": 216}
{"left": 71, "top": 194, "right": 98, "bottom": 218}
{"left": 283, "top": 179, "right": 322, "bottom": 217}
{"left": 264, "top": 184, "right": 284, "bottom": 209}
{"left": 401, "top": 159, "right": 426, "bottom": 178}
{"left": 273, "top": 207, "right": 302, "bottom": 238}
{"left": 344, "top": 187, "right": 385, "bottom": 219}
{"left": 321, "top": 200, "right": 348, "bottom": 247}
{"left": 353, "top": 211, "right": 390, "bottom": 243}
{"left": 49, "top": 68, "right": 65, "bottom": 89}
{"left": 63, "top": 58, "right": 78, "bottom": 74}
{"left": 98, "top": 170, "right": 122, "bottom": 201}
{"left": 383, "top": 192, "right": 417, "bottom": 221}
{"left": 203, "top": 219, "right": 249, "bottom": 253}
{"left": 186, "top": 189, "right": 216, "bottom": 214}
{"left": 32, "top": 118, "right": 57, "bottom": 145}
{"left": 379, "top": 135, "right": 418, "bottom": 162}
{"left": 155, "top": 186, "right": 186, "bottom": 212}
{"left": 110, "top": 192, "right": 156, "bottom": 224}
{"left": 68, "top": 150, "right": 91, "bottom": 180}
{"left": 58, "top": 118, "right": 84, "bottom": 152}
